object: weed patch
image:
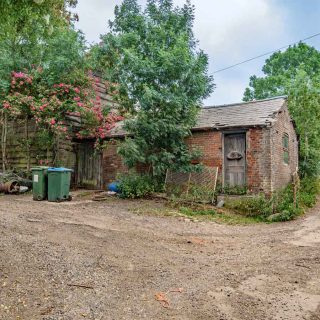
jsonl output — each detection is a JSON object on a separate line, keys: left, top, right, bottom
{"left": 118, "top": 172, "right": 154, "bottom": 199}
{"left": 224, "top": 195, "right": 272, "bottom": 218}
{"left": 172, "top": 203, "right": 265, "bottom": 224}
{"left": 224, "top": 177, "right": 320, "bottom": 222}
{"left": 179, "top": 206, "right": 217, "bottom": 217}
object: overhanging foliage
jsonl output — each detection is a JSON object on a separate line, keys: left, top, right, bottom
{"left": 243, "top": 43, "right": 320, "bottom": 177}
{"left": 92, "top": 0, "right": 214, "bottom": 177}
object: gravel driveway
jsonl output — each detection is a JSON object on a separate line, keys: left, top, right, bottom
{"left": 0, "top": 194, "right": 319, "bottom": 320}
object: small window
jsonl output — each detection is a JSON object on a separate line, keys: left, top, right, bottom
{"left": 283, "top": 133, "right": 289, "bottom": 164}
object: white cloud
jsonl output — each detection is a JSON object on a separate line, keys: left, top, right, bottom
{"left": 192, "top": 0, "right": 285, "bottom": 59}
{"left": 75, "top": 0, "right": 288, "bottom": 104}
{"left": 187, "top": 0, "right": 287, "bottom": 104}
{"left": 74, "top": 0, "right": 123, "bottom": 45}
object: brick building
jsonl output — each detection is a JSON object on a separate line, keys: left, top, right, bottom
{"left": 100, "top": 96, "right": 298, "bottom": 194}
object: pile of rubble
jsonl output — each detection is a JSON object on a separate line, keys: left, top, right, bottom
{"left": 0, "top": 171, "right": 32, "bottom": 194}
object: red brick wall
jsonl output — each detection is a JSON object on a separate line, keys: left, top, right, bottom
{"left": 102, "top": 141, "right": 127, "bottom": 183}
{"left": 270, "top": 105, "right": 298, "bottom": 191}
{"left": 101, "top": 129, "right": 272, "bottom": 192}
{"left": 102, "top": 131, "right": 224, "bottom": 184}
{"left": 246, "top": 128, "right": 272, "bottom": 193}
{"left": 186, "top": 131, "right": 223, "bottom": 172}
{"left": 101, "top": 109, "right": 298, "bottom": 193}
{"left": 187, "top": 129, "right": 272, "bottom": 193}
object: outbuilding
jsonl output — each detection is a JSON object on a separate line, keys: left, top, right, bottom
{"left": 100, "top": 96, "right": 298, "bottom": 194}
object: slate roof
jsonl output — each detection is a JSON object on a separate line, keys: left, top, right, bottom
{"left": 107, "top": 96, "right": 287, "bottom": 137}
{"left": 67, "top": 74, "right": 119, "bottom": 130}
{"left": 193, "top": 96, "right": 287, "bottom": 130}
{"left": 93, "top": 74, "right": 119, "bottom": 112}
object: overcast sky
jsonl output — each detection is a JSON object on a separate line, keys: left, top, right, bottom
{"left": 74, "top": 0, "right": 320, "bottom": 106}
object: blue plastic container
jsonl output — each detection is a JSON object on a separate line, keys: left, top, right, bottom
{"left": 108, "top": 182, "right": 120, "bottom": 193}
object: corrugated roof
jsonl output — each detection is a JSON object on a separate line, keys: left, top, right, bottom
{"left": 107, "top": 96, "right": 287, "bottom": 137}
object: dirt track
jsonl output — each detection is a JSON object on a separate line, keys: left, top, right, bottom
{"left": 0, "top": 194, "right": 319, "bottom": 320}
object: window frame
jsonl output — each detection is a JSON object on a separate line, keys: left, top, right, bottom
{"left": 282, "top": 133, "right": 289, "bottom": 165}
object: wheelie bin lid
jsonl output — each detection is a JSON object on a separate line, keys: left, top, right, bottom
{"left": 31, "top": 166, "right": 49, "bottom": 171}
{"left": 47, "top": 167, "right": 73, "bottom": 172}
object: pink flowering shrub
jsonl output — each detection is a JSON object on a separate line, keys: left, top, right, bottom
{"left": 1, "top": 68, "right": 123, "bottom": 144}
{"left": 1, "top": 70, "right": 35, "bottom": 118}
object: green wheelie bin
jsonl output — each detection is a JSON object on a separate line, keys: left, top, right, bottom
{"left": 47, "top": 167, "right": 73, "bottom": 202}
{"left": 31, "top": 166, "right": 49, "bottom": 200}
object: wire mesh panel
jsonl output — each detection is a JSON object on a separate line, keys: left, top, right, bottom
{"left": 165, "top": 166, "right": 219, "bottom": 203}
{"left": 189, "top": 167, "right": 219, "bottom": 203}
{"left": 165, "top": 170, "right": 191, "bottom": 197}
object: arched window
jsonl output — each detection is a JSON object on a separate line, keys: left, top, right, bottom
{"left": 283, "top": 133, "right": 289, "bottom": 164}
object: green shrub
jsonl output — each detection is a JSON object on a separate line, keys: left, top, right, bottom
{"left": 271, "top": 177, "right": 319, "bottom": 221}
{"left": 267, "top": 206, "right": 303, "bottom": 222}
{"left": 222, "top": 177, "right": 320, "bottom": 222}
{"left": 268, "top": 210, "right": 293, "bottom": 222}
{"left": 216, "top": 184, "right": 247, "bottom": 195}
{"left": 298, "top": 177, "right": 320, "bottom": 208}
{"left": 225, "top": 195, "right": 272, "bottom": 218}
{"left": 269, "top": 184, "right": 303, "bottom": 221}
{"left": 299, "top": 192, "right": 316, "bottom": 208}
{"left": 224, "top": 193, "right": 301, "bottom": 221}
{"left": 118, "top": 173, "right": 154, "bottom": 199}
{"left": 272, "top": 184, "right": 295, "bottom": 213}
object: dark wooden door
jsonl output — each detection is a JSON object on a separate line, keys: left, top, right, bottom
{"left": 76, "top": 142, "right": 102, "bottom": 189}
{"left": 224, "top": 133, "right": 246, "bottom": 187}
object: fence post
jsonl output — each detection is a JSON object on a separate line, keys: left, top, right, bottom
{"left": 186, "top": 172, "right": 191, "bottom": 197}
{"left": 211, "top": 167, "right": 219, "bottom": 204}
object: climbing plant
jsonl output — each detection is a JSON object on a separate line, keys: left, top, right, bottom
{"left": 0, "top": 0, "right": 124, "bottom": 171}
{"left": 1, "top": 68, "right": 123, "bottom": 170}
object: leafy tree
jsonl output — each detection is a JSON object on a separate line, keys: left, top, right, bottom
{"left": 288, "top": 71, "right": 320, "bottom": 176}
{"left": 243, "top": 43, "right": 320, "bottom": 177}
{"left": 243, "top": 43, "right": 320, "bottom": 101}
{"left": 0, "top": 0, "right": 79, "bottom": 93}
{"left": 94, "top": 0, "right": 213, "bottom": 177}
{"left": 39, "top": 28, "right": 89, "bottom": 85}
{"left": 0, "top": 1, "right": 123, "bottom": 170}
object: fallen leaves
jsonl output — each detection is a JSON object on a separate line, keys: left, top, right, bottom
{"left": 155, "top": 292, "right": 169, "bottom": 308}
{"left": 155, "top": 287, "right": 184, "bottom": 308}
